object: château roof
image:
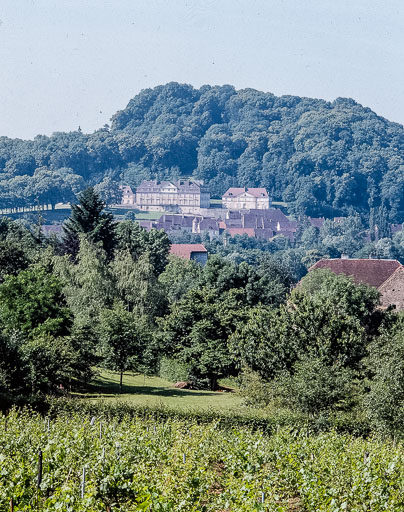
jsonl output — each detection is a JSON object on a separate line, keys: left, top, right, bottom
{"left": 136, "top": 180, "right": 207, "bottom": 193}
{"left": 120, "top": 185, "right": 134, "bottom": 194}
{"left": 309, "top": 258, "right": 402, "bottom": 288}
{"left": 223, "top": 187, "right": 268, "bottom": 198}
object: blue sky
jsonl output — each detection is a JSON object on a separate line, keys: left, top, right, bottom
{"left": 0, "top": 0, "right": 403, "bottom": 139}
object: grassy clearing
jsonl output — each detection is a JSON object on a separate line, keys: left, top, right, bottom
{"left": 80, "top": 370, "right": 244, "bottom": 412}
{"left": 0, "top": 207, "right": 72, "bottom": 223}
{"left": 272, "top": 201, "right": 288, "bottom": 208}
{"left": 107, "top": 207, "right": 164, "bottom": 221}
{"left": 135, "top": 211, "right": 164, "bottom": 220}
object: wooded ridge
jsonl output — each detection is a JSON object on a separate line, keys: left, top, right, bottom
{"left": 1, "top": 82, "right": 404, "bottom": 221}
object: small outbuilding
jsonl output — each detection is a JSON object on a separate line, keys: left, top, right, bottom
{"left": 169, "top": 244, "right": 208, "bottom": 265}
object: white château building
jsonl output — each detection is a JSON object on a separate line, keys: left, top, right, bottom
{"left": 222, "top": 187, "right": 270, "bottom": 210}
{"left": 121, "top": 180, "right": 210, "bottom": 211}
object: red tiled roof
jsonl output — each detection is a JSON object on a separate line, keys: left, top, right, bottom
{"left": 308, "top": 217, "right": 325, "bottom": 229}
{"left": 225, "top": 227, "right": 256, "bottom": 237}
{"left": 169, "top": 244, "right": 207, "bottom": 259}
{"left": 309, "top": 258, "right": 402, "bottom": 288}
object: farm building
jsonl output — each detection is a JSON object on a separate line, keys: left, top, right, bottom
{"left": 309, "top": 258, "right": 404, "bottom": 310}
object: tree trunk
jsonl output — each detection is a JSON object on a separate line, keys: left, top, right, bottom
{"left": 119, "top": 370, "right": 123, "bottom": 394}
{"left": 210, "top": 377, "right": 218, "bottom": 391}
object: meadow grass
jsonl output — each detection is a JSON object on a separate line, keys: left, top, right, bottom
{"left": 135, "top": 210, "right": 164, "bottom": 220}
{"left": 80, "top": 370, "right": 244, "bottom": 412}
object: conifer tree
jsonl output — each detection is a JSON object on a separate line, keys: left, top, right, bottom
{"left": 63, "top": 187, "right": 116, "bottom": 258}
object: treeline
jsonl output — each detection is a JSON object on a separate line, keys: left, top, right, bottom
{"left": 0, "top": 189, "right": 403, "bottom": 439}
{"left": 2, "top": 82, "right": 404, "bottom": 220}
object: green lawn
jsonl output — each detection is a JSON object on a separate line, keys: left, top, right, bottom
{"left": 272, "top": 200, "right": 288, "bottom": 208}
{"left": 106, "top": 207, "right": 164, "bottom": 221}
{"left": 81, "top": 370, "right": 243, "bottom": 412}
{"left": 135, "top": 211, "right": 164, "bottom": 220}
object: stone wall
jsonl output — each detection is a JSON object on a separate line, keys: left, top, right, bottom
{"left": 378, "top": 266, "right": 404, "bottom": 311}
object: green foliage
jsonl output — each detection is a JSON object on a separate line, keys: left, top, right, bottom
{"left": 158, "top": 255, "right": 202, "bottom": 303}
{"left": 2, "top": 84, "right": 404, "bottom": 220}
{"left": 67, "top": 325, "right": 100, "bottom": 385}
{"left": 159, "top": 357, "right": 189, "bottom": 383}
{"left": 0, "top": 217, "right": 38, "bottom": 257}
{"left": 239, "top": 368, "right": 274, "bottom": 407}
{"left": 159, "top": 287, "right": 246, "bottom": 389}
{"left": 0, "top": 215, "right": 403, "bottom": 440}
{"left": 364, "top": 319, "right": 404, "bottom": 438}
{"left": 100, "top": 301, "right": 151, "bottom": 391}
{"left": 54, "top": 237, "right": 114, "bottom": 328}
{"left": 232, "top": 271, "right": 384, "bottom": 419}
{"left": 110, "top": 249, "right": 165, "bottom": 318}
{"left": 199, "top": 255, "right": 292, "bottom": 306}
{"left": 0, "top": 332, "right": 25, "bottom": 393}
{"left": 230, "top": 305, "right": 299, "bottom": 379}
{"left": 63, "top": 187, "right": 116, "bottom": 258}
{"left": 20, "top": 334, "right": 76, "bottom": 393}
{"left": 115, "top": 220, "right": 170, "bottom": 275}
{"left": 0, "top": 240, "right": 29, "bottom": 282}
{"left": 93, "top": 175, "right": 121, "bottom": 205}
{"left": 298, "top": 268, "right": 380, "bottom": 328}
{"left": 0, "top": 410, "right": 402, "bottom": 511}
{"left": 320, "top": 215, "right": 365, "bottom": 256}
{"left": 0, "top": 264, "right": 71, "bottom": 337}
{"left": 0, "top": 329, "right": 95, "bottom": 396}
{"left": 274, "top": 356, "right": 356, "bottom": 415}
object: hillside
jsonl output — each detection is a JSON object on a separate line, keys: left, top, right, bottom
{"left": 1, "top": 82, "right": 404, "bottom": 221}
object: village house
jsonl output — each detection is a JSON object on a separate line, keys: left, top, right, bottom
{"left": 121, "top": 185, "right": 136, "bottom": 206}
{"left": 219, "top": 208, "right": 297, "bottom": 241}
{"left": 309, "top": 258, "right": 404, "bottom": 311}
{"left": 154, "top": 214, "right": 194, "bottom": 232}
{"left": 138, "top": 214, "right": 220, "bottom": 238}
{"left": 308, "top": 217, "right": 325, "bottom": 229}
{"left": 191, "top": 217, "right": 220, "bottom": 237}
{"left": 222, "top": 187, "right": 270, "bottom": 210}
{"left": 169, "top": 244, "right": 208, "bottom": 265}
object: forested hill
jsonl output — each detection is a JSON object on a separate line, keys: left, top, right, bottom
{"left": 1, "top": 82, "right": 404, "bottom": 221}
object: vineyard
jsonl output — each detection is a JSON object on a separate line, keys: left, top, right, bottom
{"left": 1, "top": 410, "right": 403, "bottom": 511}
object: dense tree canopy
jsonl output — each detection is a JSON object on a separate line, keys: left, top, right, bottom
{"left": 0, "top": 211, "right": 403, "bottom": 439}
{"left": 1, "top": 83, "right": 404, "bottom": 221}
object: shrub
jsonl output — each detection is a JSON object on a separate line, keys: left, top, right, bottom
{"left": 239, "top": 368, "right": 273, "bottom": 407}
{"left": 159, "top": 357, "right": 189, "bottom": 382}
